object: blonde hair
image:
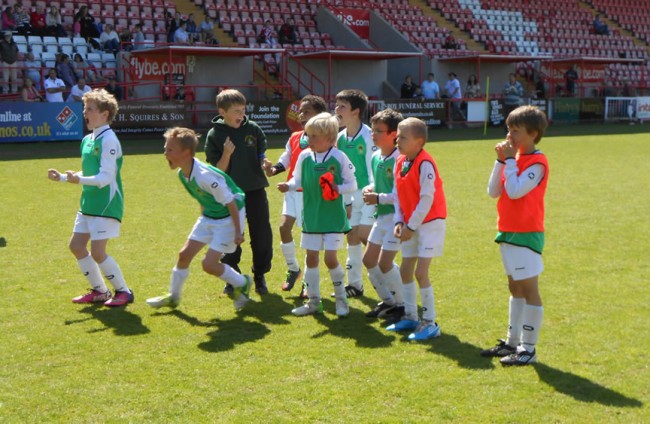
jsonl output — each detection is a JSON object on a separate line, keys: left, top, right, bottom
{"left": 82, "top": 89, "right": 119, "bottom": 123}
{"left": 506, "top": 105, "right": 548, "bottom": 144}
{"left": 163, "top": 127, "right": 200, "bottom": 154}
{"left": 398, "top": 117, "right": 427, "bottom": 142}
{"left": 304, "top": 112, "right": 339, "bottom": 141}
{"left": 216, "top": 89, "right": 246, "bottom": 111}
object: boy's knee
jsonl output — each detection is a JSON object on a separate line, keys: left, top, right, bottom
{"left": 201, "top": 257, "right": 220, "bottom": 275}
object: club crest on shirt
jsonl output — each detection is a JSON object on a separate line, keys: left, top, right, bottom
{"left": 245, "top": 135, "right": 256, "bottom": 147}
{"left": 356, "top": 144, "right": 365, "bottom": 155}
{"left": 385, "top": 166, "right": 393, "bottom": 178}
{"left": 327, "top": 164, "right": 338, "bottom": 174}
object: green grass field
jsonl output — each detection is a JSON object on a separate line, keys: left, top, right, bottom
{"left": 1, "top": 125, "right": 649, "bottom": 422}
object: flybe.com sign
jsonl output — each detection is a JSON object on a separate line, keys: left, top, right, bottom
{"left": 332, "top": 7, "right": 370, "bottom": 39}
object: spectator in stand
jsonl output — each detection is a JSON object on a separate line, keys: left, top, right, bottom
{"left": 534, "top": 75, "right": 546, "bottom": 99}
{"left": 12, "top": 3, "right": 31, "bottom": 36}
{"left": 503, "top": 72, "right": 524, "bottom": 116}
{"left": 420, "top": 72, "right": 440, "bottom": 99}
{"left": 72, "top": 52, "right": 97, "bottom": 83}
{"left": 75, "top": 5, "right": 100, "bottom": 40}
{"left": 444, "top": 71, "right": 465, "bottom": 124}
{"left": 119, "top": 27, "right": 133, "bottom": 51}
{"left": 278, "top": 18, "right": 297, "bottom": 45}
{"left": 174, "top": 21, "right": 191, "bottom": 45}
{"left": 105, "top": 76, "right": 122, "bottom": 101}
{"left": 258, "top": 20, "right": 278, "bottom": 47}
{"left": 564, "top": 64, "right": 578, "bottom": 97}
{"left": 56, "top": 53, "right": 77, "bottom": 88}
{"left": 205, "top": 32, "right": 220, "bottom": 46}
{"left": 593, "top": 14, "right": 609, "bottom": 36}
{"left": 173, "top": 86, "right": 186, "bottom": 102}
{"left": 412, "top": 86, "right": 424, "bottom": 99}
{"left": 199, "top": 16, "right": 214, "bottom": 43}
{"left": 443, "top": 34, "right": 457, "bottom": 49}
{"left": 100, "top": 24, "right": 120, "bottom": 53}
{"left": 1, "top": 7, "right": 16, "bottom": 32}
{"left": 400, "top": 74, "right": 417, "bottom": 99}
{"left": 0, "top": 31, "right": 19, "bottom": 93}
{"left": 185, "top": 13, "right": 198, "bottom": 43}
{"left": 167, "top": 12, "right": 182, "bottom": 43}
{"left": 44, "top": 68, "right": 66, "bottom": 102}
{"left": 30, "top": 5, "right": 47, "bottom": 36}
{"left": 68, "top": 77, "right": 91, "bottom": 101}
{"left": 132, "top": 23, "right": 145, "bottom": 50}
{"left": 46, "top": 6, "right": 67, "bottom": 37}
{"left": 24, "top": 51, "right": 42, "bottom": 90}
{"left": 466, "top": 74, "right": 481, "bottom": 98}
{"left": 22, "top": 77, "right": 44, "bottom": 102}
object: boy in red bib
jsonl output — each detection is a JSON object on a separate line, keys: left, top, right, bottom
{"left": 387, "top": 118, "right": 447, "bottom": 340}
{"left": 482, "top": 105, "right": 549, "bottom": 366}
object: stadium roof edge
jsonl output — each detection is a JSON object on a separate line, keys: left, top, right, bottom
{"left": 130, "top": 46, "right": 285, "bottom": 57}
{"left": 290, "top": 50, "right": 423, "bottom": 60}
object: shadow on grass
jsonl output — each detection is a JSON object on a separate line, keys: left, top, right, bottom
{"left": 197, "top": 316, "right": 271, "bottom": 353}
{"left": 420, "top": 333, "right": 496, "bottom": 370}
{"left": 240, "top": 292, "right": 292, "bottom": 326}
{"left": 309, "top": 299, "right": 395, "bottom": 348}
{"left": 534, "top": 363, "right": 643, "bottom": 407}
{"left": 65, "top": 305, "right": 150, "bottom": 336}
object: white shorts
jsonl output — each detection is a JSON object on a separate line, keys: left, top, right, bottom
{"left": 188, "top": 208, "right": 246, "bottom": 254}
{"left": 346, "top": 189, "right": 376, "bottom": 227}
{"left": 281, "top": 190, "right": 303, "bottom": 228}
{"left": 367, "top": 214, "right": 400, "bottom": 252}
{"left": 499, "top": 243, "right": 544, "bottom": 281}
{"left": 73, "top": 212, "right": 121, "bottom": 240}
{"left": 301, "top": 232, "right": 345, "bottom": 251}
{"left": 401, "top": 219, "right": 446, "bottom": 258}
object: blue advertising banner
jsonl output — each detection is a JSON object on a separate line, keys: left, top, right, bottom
{"left": 0, "top": 102, "right": 84, "bottom": 143}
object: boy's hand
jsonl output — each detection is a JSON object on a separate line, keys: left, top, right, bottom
{"left": 501, "top": 140, "right": 516, "bottom": 158}
{"left": 277, "top": 182, "right": 289, "bottom": 193}
{"left": 495, "top": 141, "right": 508, "bottom": 161}
{"left": 262, "top": 158, "right": 274, "bottom": 176}
{"left": 65, "top": 171, "right": 80, "bottom": 184}
{"left": 234, "top": 232, "right": 244, "bottom": 245}
{"left": 400, "top": 226, "right": 414, "bottom": 242}
{"left": 47, "top": 169, "right": 62, "bottom": 181}
{"left": 393, "top": 222, "right": 403, "bottom": 238}
{"left": 223, "top": 137, "right": 235, "bottom": 156}
{"left": 362, "top": 190, "right": 378, "bottom": 205}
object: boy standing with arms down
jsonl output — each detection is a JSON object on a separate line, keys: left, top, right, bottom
{"left": 47, "top": 89, "right": 134, "bottom": 307}
{"left": 264, "top": 95, "right": 328, "bottom": 295}
{"left": 387, "top": 118, "right": 447, "bottom": 340}
{"left": 335, "top": 89, "right": 376, "bottom": 297}
{"left": 361, "top": 109, "right": 405, "bottom": 320}
{"left": 205, "top": 89, "right": 273, "bottom": 295}
{"left": 146, "top": 127, "right": 251, "bottom": 311}
{"left": 277, "top": 112, "right": 357, "bottom": 317}
{"left": 482, "top": 105, "right": 549, "bottom": 366}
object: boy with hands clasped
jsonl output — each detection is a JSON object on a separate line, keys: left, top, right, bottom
{"left": 387, "top": 118, "right": 447, "bottom": 340}
{"left": 482, "top": 105, "right": 549, "bottom": 366}
{"left": 277, "top": 112, "right": 357, "bottom": 317}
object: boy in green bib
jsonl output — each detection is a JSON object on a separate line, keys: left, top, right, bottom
{"left": 146, "top": 127, "right": 251, "bottom": 311}
{"left": 277, "top": 113, "right": 357, "bottom": 317}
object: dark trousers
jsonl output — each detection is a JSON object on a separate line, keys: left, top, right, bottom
{"left": 221, "top": 188, "right": 273, "bottom": 276}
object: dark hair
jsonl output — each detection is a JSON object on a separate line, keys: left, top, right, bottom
{"left": 370, "top": 108, "right": 404, "bottom": 133}
{"left": 335, "top": 89, "right": 368, "bottom": 117}
{"left": 300, "top": 95, "right": 327, "bottom": 113}
{"left": 505, "top": 105, "right": 548, "bottom": 144}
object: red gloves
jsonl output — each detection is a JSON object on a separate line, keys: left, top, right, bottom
{"left": 319, "top": 172, "right": 339, "bottom": 201}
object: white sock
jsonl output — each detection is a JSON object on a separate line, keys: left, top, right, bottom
{"left": 169, "top": 266, "right": 189, "bottom": 300}
{"left": 280, "top": 241, "right": 300, "bottom": 272}
{"left": 368, "top": 265, "right": 394, "bottom": 305}
{"left": 304, "top": 266, "right": 321, "bottom": 303}
{"left": 346, "top": 243, "right": 363, "bottom": 289}
{"left": 383, "top": 263, "right": 403, "bottom": 306}
{"left": 98, "top": 256, "right": 129, "bottom": 293}
{"left": 521, "top": 304, "right": 544, "bottom": 352}
{"left": 506, "top": 296, "right": 526, "bottom": 347}
{"left": 219, "top": 264, "right": 245, "bottom": 288}
{"left": 329, "top": 264, "right": 346, "bottom": 299}
{"left": 402, "top": 281, "right": 418, "bottom": 321}
{"left": 77, "top": 255, "right": 107, "bottom": 293}
{"left": 420, "top": 285, "right": 436, "bottom": 322}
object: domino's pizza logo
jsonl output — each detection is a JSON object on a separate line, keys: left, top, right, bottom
{"left": 56, "top": 106, "right": 79, "bottom": 130}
